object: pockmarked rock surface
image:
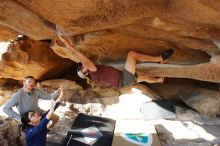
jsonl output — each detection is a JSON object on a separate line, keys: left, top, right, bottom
{"left": 1, "top": 0, "right": 220, "bottom": 84}
{"left": 0, "top": 117, "right": 23, "bottom": 146}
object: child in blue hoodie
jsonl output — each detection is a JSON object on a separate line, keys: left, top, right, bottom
{"left": 21, "top": 88, "right": 63, "bottom": 146}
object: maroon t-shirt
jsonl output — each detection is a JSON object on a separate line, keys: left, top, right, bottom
{"left": 88, "top": 65, "right": 123, "bottom": 89}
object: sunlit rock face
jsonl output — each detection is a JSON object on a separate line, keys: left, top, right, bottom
{"left": 0, "top": 39, "right": 74, "bottom": 80}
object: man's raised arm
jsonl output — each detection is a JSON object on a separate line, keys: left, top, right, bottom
{"left": 58, "top": 35, "right": 97, "bottom": 72}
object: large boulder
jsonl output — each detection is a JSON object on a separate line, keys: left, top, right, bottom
{"left": 0, "top": 39, "right": 74, "bottom": 81}
{"left": 179, "top": 87, "right": 220, "bottom": 117}
{"left": 0, "top": 117, "right": 24, "bottom": 146}
{"left": 11, "top": 0, "right": 220, "bottom": 39}
{"left": 1, "top": 0, "right": 220, "bottom": 84}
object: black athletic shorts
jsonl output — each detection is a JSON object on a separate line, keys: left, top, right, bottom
{"left": 121, "top": 69, "right": 137, "bottom": 87}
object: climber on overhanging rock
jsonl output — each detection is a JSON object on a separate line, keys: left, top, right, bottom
{"left": 58, "top": 34, "right": 174, "bottom": 89}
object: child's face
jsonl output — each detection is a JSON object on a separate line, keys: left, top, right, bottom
{"left": 28, "top": 112, "right": 42, "bottom": 126}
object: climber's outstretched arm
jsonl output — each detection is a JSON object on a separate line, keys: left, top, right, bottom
{"left": 58, "top": 35, "right": 97, "bottom": 72}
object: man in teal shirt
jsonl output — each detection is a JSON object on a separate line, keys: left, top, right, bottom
{"left": 3, "top": 76, "right": 61, "bottom": 128}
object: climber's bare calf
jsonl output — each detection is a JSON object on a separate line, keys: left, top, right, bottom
{"left": 124, "top": 50, "right": 173, "bottom": 83}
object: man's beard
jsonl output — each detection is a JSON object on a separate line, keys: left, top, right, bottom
{"left": 26, "top": 86, "right": 34, "bottom": 92}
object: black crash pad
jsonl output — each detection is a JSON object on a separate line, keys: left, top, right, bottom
{"left": 64, "top": 113, "right": 115, "bottom": 146}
